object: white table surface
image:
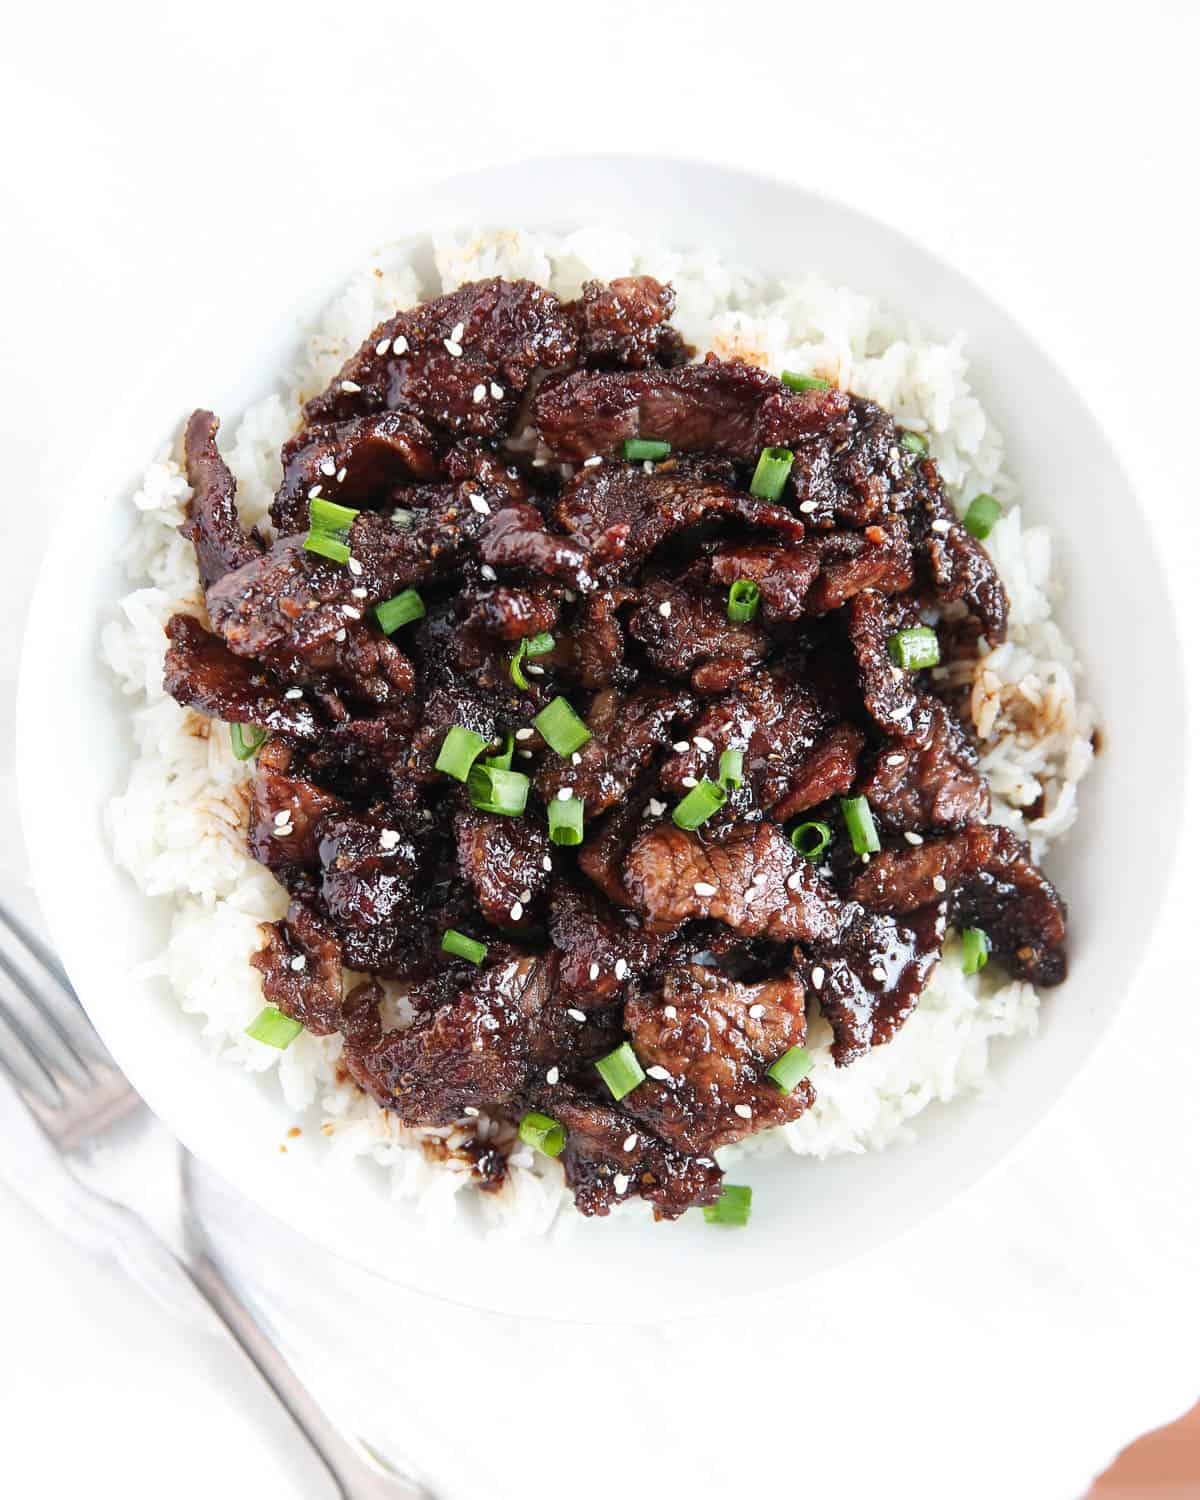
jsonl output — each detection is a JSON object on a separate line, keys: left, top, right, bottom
{"left": 2, "top": 3, "right": 1198, "bottom": 1496}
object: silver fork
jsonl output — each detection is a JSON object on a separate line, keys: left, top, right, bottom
{"left": 0, "top": 899, "right": 433, "bottom": 1500}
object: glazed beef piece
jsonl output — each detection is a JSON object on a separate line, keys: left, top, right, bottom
{"left": 626, "top": 572, "right": 769, "bottom": 693}
{"left": 624, "top": 962, "right": 814, "bottom": 1153}
{"left": 455, "top": 807, "right": 552, "bottom": 929}
{"left": 547, "top": 881, "right": 669, "bottom": 1008}
{"left": 462, "top": 585, "right": 558, "bottom": 643}
{"left": 908, "top": 458, "right": 1008, "bottom": 644}
{"left": 858, "top": 695, "right": 990, "bottom": 831}
{"left": 476, "top": 502, "right": 596, "bottom": 591}
{"left": 571, "top": 587, "right": 635, "bottom": 688}
{"left": 703, "top": 542, "right": 821, "bottom": 622}
{"left": 248, "top": 741, "right": 345, "bottom": 872}
{"left": 181, "top": 410, "right": 264, "bottom": 590}
{"left": 847, "top": 590, "right": 927, "bottom": 732}
{"left": 252, "top": 899, "right": 355, "bottom": 1038}
{"left": 802, "top": 516, "right": 914, "bottom": 613}
{"left": 163, "top": 614, "right": 321, "bottom": 742}
{"left": 567, "top": 276, "right": 690, "bottom": 371}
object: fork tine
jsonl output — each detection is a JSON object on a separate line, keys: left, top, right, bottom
{"left": 0, "top": 945, "right": 95, "bottom": 1081}
{"left": 0, "top": 991, "right": 65, "bottom": 1109}
{"left": 0, "top": 900, "right": 75, "bottom": 995}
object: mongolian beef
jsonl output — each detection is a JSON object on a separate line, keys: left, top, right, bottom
{"left": 163, "top": 273, "right": 1069, "bottom": 1223}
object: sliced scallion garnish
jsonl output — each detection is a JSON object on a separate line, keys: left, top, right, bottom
{"left": 442, "top": 929, "right": 487, "bottom": 965}
{"left": 595, "top": 1042, "right": 646, "bottom": 1101}
{"left": 483, "top": 733, "right": 514, "bottom": 772}
{"left": 749, "top": 445, "right": 794, "bottom": 502}
{"left": 375, "top": 588, "right": 425, "bottom": 634}
{"left": 781, "top": 371, "right": 830, "bottom": 392}
{"left": 548, "top": 796, "right": 584, "bottom": 846}
{"left": 717, "top": 748, "right": 744, "bottom": 790}
{"left": 467, "top": 764, "right": 530, "bottom": 817}
{"left": 435, "top": 725, "right": 487, "bottom": 782}
{"left": 245, "top": 1005, "right": 303, "bottom": 1050}
{"left": 622, "top": 438, "right": 671, "bottom": 462}
{"left": 671, "top": 779, "right": 727, "bottom": 831}
{"left": 230, "top": 723, "right": 267, "bottom": 761}
{"left": 533, "top": 697, "right": 591, "bottom": 758}
{"left": 964, "top": 493, "right": 1001, "bottom": 540}
{"left": 841, "top": 795, "right": 881, "bottom": 856}
{"left": 726, "top": 579, "right": 761, "bottom": 623}
{"left": 309, "top": 498, "right": 361, "bottom": 533}
{"left": 703, "top": 1184, "right": 752, "bottom": 1227}
{"left": 303, "top": 530, "right": 351, "bottom": 565}
{"left": 961, "top": 927, "right": 990, "bottom": 975}
{"left": 518, "top": 1110, "right": 566, "bottom": 1157}
{"left": 886, "top": 625, "right": 940, "bottom": 671}
{"left": 768, "top": 1045, "right": 813, "bottom": 1094}
{"left": 900, "top": 431, "right": 929, "bottom": 457}
{"left": 790, "top": 820, "right": 832, "bottom": 861}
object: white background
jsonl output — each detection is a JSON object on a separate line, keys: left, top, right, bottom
{"left": 2, "top": 3, "right": 1199, "bottom": 1496}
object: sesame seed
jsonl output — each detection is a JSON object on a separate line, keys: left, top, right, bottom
{"left": 308, "top": 484, "right": 323, "bottom": 499}
{"left": 351, "top": 586, "right": 367, "bottom": 600}
{"left": 734, "top": 1104, "right": 753, "bottom": 1120}
{"left": 583, "top": 455, "right": 603, "bottom": 468}
{"left": 557, "top": 788, "right": 573, "bottom": 801}
{"left": 568, "top": 1008, "right": 587, "bottom": 1022}
{"left": 480, "top": 564, "right": 497, "bottom": 581}
{"left": 589, "top": 963, "right": 600, "bottom": 981}
{"left": 646, "top": 1065, "right": 672, "bottom": 1081}
{"left": 347, "top": 556, "right": 364, "bottom": 576}
{"left": 272, "top": 821, "right": 293, "bottom": 838}
{"left": 379, "top": 829, "right": 401, "bottom": 851}
{"left": 872, "top": 966, "right": 887, "bottom": 982}
{"left": 443, "top": 338, "right": 463, "bottom": 357}
{"left": 693, "top": 736, "right": 714, "bottom": 752}
{"left": 571, "top": 752, "right": 582, "bottom": 766}
{"left": 931, "top": 518, "right": 952, "bottom": 534}
{"left": 613, "top": 1173, "right": 629, "bottom": 1195}
{"left": 673, "top": 740, "right": 690, "bottom": 753}
{"left": 526, "top": 663, "right": 545, "bottom": 676}
{"left": 531, "top": 458, "right": 547, "bottom": 468}
{"left": 340, "top": 380, "right": 361, "bottom": 394}
{"left": 658, "top": 601, "right": 672, "bottom": 618}
{"left": 693, "top": 881, "right": 717, "bottom": 897}
{"left": 463, "top": 1105, "right": 479, "bottom": 1117}
{"left": 799, "top": 500, "right": 818, "bottom": 514}
{"left": 786, "top": 871, "right": 802, "bottom": 891}
{"left": 748, "top": 1004, "right": 765, "bottom": 1019}
{"left": 862, "top": 852, "right": 871, "bottom": 863}
{"left": 812, "top": 966, "right": 826, "bottom": 989}
{"left": 472, "top": 383, "right": 486, "bottom": 404}
{"left": 335, "top": 629, "right": 347, "bottom": 642}
{"left": 542, "top": 855, "right": 553, "bottom": 872}
{"left": 375, "top": 337, "right": 392, "bottom": 356}
{"left": 284, "top": 687, "right": 303, "bottom": 700}
{"left": 468, "top": 492, "right": 490, "bottom": 515}
{"left": 393, "top": 336, "right": 409, "bottom": 355}
{"left": 904, "top": 831, "right": 924, "bottom": 846}
{"left": 623, "top": 1133, "right": 638, "bottom": 1153}
{"left": 662, "top": 1005, "right": 678, "bottom": 1020}
{"left": 648, "top": 798, "right": 666, "bottom": 817}
{"left": 546, "top": 1066, "right": 559, "bottom": 1085}
{"left": 336, "top": 467, "right": 347, "bottom": 483}
{"left": 752, "top": 873, "right": 768, "bottom": 886}
{"left": 642, "top": 460, "right": 654, "bottom": 474}
{"left": 490, "top": 381, "right": 504, "bottom": 400}
{"left": 933, "top": 875, "right": 948, "bottom": 893}
{"left": 681, "top": 775, "right": 698, "bottom": 788}
{"left": 510, "top": 901, "right": 524, "bottom": 921}
{"left": 614, "top": 959, "right": 629, "bottom": 980}
{"left": 518, "top": 888, "right": 533, "bottom": 904}
{"left": 319, "top": 458, "right": 337, "bottom": 476}
{"left": 450, "top": 322, "right": 465, "bottom": 343}
{"left": 515, "top": 727, "right": 534, "bottom": 741}
{"left": 290, "top": 955, "right": 306, "bottom": 972}
{"left": 889, "top": 445, "right": 900, "bottom": 462}
{"left": 564, "top": 591, "right": 577, "bottom": 601}
{"left": 342, "top": 605, "right": 361, "bottom": 619}
{"left": 886, "top": 753, "right": 906, "bottom": 766}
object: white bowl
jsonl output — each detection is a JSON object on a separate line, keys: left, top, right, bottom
{"left": 17, "top": 157, "right": 1186, "bottom": 1322}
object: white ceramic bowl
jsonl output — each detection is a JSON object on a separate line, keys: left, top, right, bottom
{"left": 17, "top": 157, "right": 1185, "bottom": 1322}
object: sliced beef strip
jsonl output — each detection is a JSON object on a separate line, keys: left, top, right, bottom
{"left": 577, "top": 795, "right": 651, "bottom": 907}
{"left": 771, "top": 723, "right": 866, "bottom": 822}
{"left": 908, "top": 458, "right": 1008, "bottom": 644}
{"left": 544, "top": 1085, "right": 724, "bottom": 1220}
{"left": 566, "top": 276, "right": 690, "bottom": 371}
{"left": 547, "top": 881, "right": 670, "bottom": 1008}
{"left": 534, "top": 683, "right": 696, "bottom": 819}
{"left": 803, "top": 516, "right": 914, "bottom": 614}
{"left": 570, "top": 587, "right": 635, "bottom": 689}
{"left": 476, "top": 502, "right": 596, "bottom": 592}
{"left": 805, "top": 902, "right": 948, "bottom": 1065}
{"left": 535, "top": 355, "right": 849, "bottom": 463}
{"left": 626, "top": 572, "right": 769, "bottom": 693}
{"left": 271, "top": 412, "right": 442, "bottom": 536}
{"left": 785, "top": 393, "right": 909, "bottom": 530}
{"left": 317, "top": 807, "right": 429, "bottom": 934}
{"left": 162, "top": 613, "right": 320, "bottom": 742}
{"left": 858, "top": 695, "right": 990, "bottom": 831}
{"left": 623, "top": 962, "right": 814, "bottom": 1154}
{"left": 247, "top": 741, "right": 346, "bottom": 871}
{"left": 251, "top": 898, "right": 349, "bottom": 1037}
{"left": 623, "top": 822, "right": 845, "bottom": 943}
{"left": 847, "top": 589, "right": 927, "bottom": 732}
{"left": 704, "top": 542, "right": 821, "bottom": 622}
{"left": 848, "top": 824, "right": 1068, "bottom": 985}
{"left": 454, "top": 806, "right": 552, "bottom": 929}
{"left": 302, "top": 278, "right": 577, "bottom": 439}
{"left": 553, "top": 461, "right": 804, "bottom": 582}
{"left": 461, "top": 585, "right": 558, "bottom": 643}
{"left": 181, "top": 410, "right": 264, "bottom": 590}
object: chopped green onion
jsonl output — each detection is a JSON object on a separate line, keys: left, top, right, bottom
{"left": 483, "top": 733, "right": 514, "bottom": 771}
{"left": 375, "top": 588, "right": 425, "bottom": 633}
{"left": 671, "top": 779, "right": 727, "bottom": 831}
{"left": 525, "top": 632, "right": 554, "bottom": 656}
{"left": 594, "top": 1042, "right": 646, "bottom": 1101}
{"left": 510, "top": 632, "right": 555, "bottom": 691}
{"left": 886, "top": 625, "right": 941, "bottom": 672}
{"left": 727, "top": 579, "right": 761, "bottom": 623}
{"left": 768, "top": 1045, "right": 813, "bottom": 1094}
{"left": 435, "top": 725, "right": 487, "bottom": 782}
{"left": 703, "top": 1184, "right": 752, "bottom": 1227}
{"left": 548, "top": 796, "right": 584, "bottom": 846}
{"left": 245, "top": 1005, "right": 303, "bottom": 1049}
{"left": 961, "top": 926, "right": 990, "bottom": 976}
{"left": 964, "top": 493, "right": 1002, "bottom": 540}
{"left": 841, "top": 795, "right": 881, "bottom": 856}
{"left": 749, "top": 445, "right": 794, "bottom": 501}
{"left": 622, "top": 438, "right": 671, "bottom": 462}
{"left": 518, "top": 1110, "right": 566, "bottom": 1156}
{"left": 790, "top": 820, "right": 832, "bottom": 861}
{"left": 309, "top": 498, "right": 360, "bottom": 533}
{"left": 900, "top": 431, "right": 929, "bottom": 457}
{"left": 442, "top": 929, "right": 487, "bottom": 965}
{"left": 718, "top": 748, "right": 744, "bottom": 790}
{"left": 303, "top": 530, "right": 351, "bottom": 565}
{"left": 781, "top": 371, "right": 830, "bottom": 392}
{"left": 533, "top": 697, "right": 592, "bottom": 757}
{"left": 230, "top": 723, "right": 267, "bottom": 761}
{"left": 467, "top": 764, "right": 530, "bottom": 817}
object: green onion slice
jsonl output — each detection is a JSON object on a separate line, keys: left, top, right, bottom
{"left": 533, "top": 697, "right": 591, "bottom": 757}
{"left": 483, "top": 733, "right": 514, "bottom": 771}
{"left": 671, "top": 779, "right": 727, "bottom": 831}
{"left": 790, "top": 820, "right": 832, "bottom": 861}
{"left": 303, "top": 530, "right": 351, "bottom": 565}
{"left": 900, "top": 431, "right": 929, "bottom": 457}
{"left": 768, "top": 1045, "right": 813, "bottom": 1094}
{"left": 230, "top": 723, "right": 267, "bottom": 761}
{"left": 467, "top": 764, "right": 530, "bottom": 817}
{"left": 245, "top": 1005, "right": 303, "bottom": 1049}
{"left": 375, "top": 588, "right": 425, "bottom": 634}
{"left": 841, "top": 794, "right": 881, "bottom": 856}
{"left": 435, "top": 725, "right": 487, "bottom": 782}
{"left": 442, "top": 929, "right": 487, "bottom": 965}
{"left": 309, "top": 497, "right": 361, "bottom": 533}
{"left": 886, "top": 625, "right": 941, "bottom": 671}
{"left": 510, "top": 632, "right": 555, "bottom": 691}
{"left": 961, "top": 926, "right": 990, "bottom": 976}
{"left": 718, "top": 748, "right": 744, "bottom": 790}
{"left": 525, "top": 632, "right": 554, "bottom": 656}
{"left": 964, "top": 493, "right": 1001, "bottom": 540}
{"left": 727, "top": 579, "right": 761, "bottom": 623}
{"left": 622, "top": 438, "right": 671, "bottom": 462}
{"left": 548, "top": 796, "right": 584, "bottom": 846}
{"left": 781, "top": 371, "right": 831, "bottom": 392}
{"left": 595, "top": 1042, "right": 646, "bottom": 1101}
{"left": 518, "top": 1110, "right": 566, "bottom": 1157}
{"left": 749, "top": 445, "right": 795, "bottom": 502}
{"left": 703, "top": 1184, "right": 752, "bottom": 1227}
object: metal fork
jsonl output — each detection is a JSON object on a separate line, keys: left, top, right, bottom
{"left": 0, "top": 899, "right": 433, "bottom": 1500}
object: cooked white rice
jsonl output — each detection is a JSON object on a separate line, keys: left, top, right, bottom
{"left": 101, "top": 227, "right": 1096, "bottom": 1234}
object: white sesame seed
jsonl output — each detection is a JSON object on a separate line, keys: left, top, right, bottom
{"left": 583, "top": 455, "right": 603, "bottom": 468}
{"left": 336, "top": 467, "right": 347, "bottom": 483}
{"left": 557, "top": 788, "right": 573, "bottom": 801}
{"left": 734, "top": 1103, "right": 753, "bottom": 1120}
{"left": 468, "top": 492, "right": 490, "bottom": 515}
{"left": 623, "top": 1133, "right": 638, "bottom": 1153}
{"left": 693, "top": 881, "right": 717, "bottom": 897}
{"left": 463, "top": 1105, "right": 479, "bottom": 1117}
{"left": 904, "top": 831, "right": 924, "bottom": 846}
{"left": 786, "top": 871, "right": 802, "bottom": 891}
{"left": 526, "top": 663, "right": 545, "bottom": 676}
{"left": 752, "top": 873, "right": 768, "bottom": 886}
{"left": 931, "top": 518, "right": 952, "bottom": 534}
{"left": 886, "top": 753, "right": 906, "bottom": 766}
{"left": 542, "top": 855, "right": 553, "bottom": 872}
{"left": 490, "top": 381, "right": 504, "bottom": 400}
{"left": 472, "top": 383, "right": 486, "bottom": 404}
{"left": 862, "top": 852, "right": 872, "bottom": 863}
{"left": 663, "top": 1005, "right": 677, "bottom": 1019}
{"left": 646, "top": 1065, "right": 672, "bottom": 1081}
{"left": 450, "top": 321, "right": 465, "bottom": 343}
{"left": 339, "top": 380, "right": 361, "bottom": 394}
{"left": 335, "top": 628, "right": 347, "bottom": 642}
{"left": 681, "top": 775, "right": 698, "bottom": 788}
{"left": 443, "top": 338, "right": 463, "bottom": 357}
{"left": 308, "top": 484, "right": 323, "bottom": 499}
{"left": 319, "top": 458, "right": 337, "bottom": 476}
{"left": 284, "top": 687, "right": 303, "bottom": 700}
{"left": 872, "top": 966, "right": 887, "bottom": 982}
{"left": 568, "top": 1008, "right": 587, "bottom": 1023}
{"left": 351, "top": 586, "right": 367, "bottom": 599}
{"left": 643, "top": 460, "right": 654, "bottom": 474}
{"left": 510, "top": 901, "right": 524, "bottom": 921}
{"left": 480, "top": 564, "right": 497, "bottom": 581}
{"left": 889, "top": 445, "right": 900, "bottom": 462}
{"left": 571, "top": 752, "right": 582, "bottom": 766}
{"left": 672, "top": 740, "right": 690, "bottom": 753}
{"left": 812, "top": 966, "right": 826, "bottom": 989}
{"left": 531, "top": 458, "right": 547, "bottom": 468}
{"left": 614, "top": 959, "right": 629, "bottom": 981}
{"left": 272, "top": 821, "right": 293, "bottom": 838}
{"left": 692, "top": 735, "right": 714, "bottom": 752}
{"left": 518, "top": 888, "right": 533, "bottom": 904}
{"left": 290, "top": 955, "right": 306, "bottom": 972}
{"left": 546, "top": 1066, "right": 559, "bottom": 1085}
{"left": 933, "top": 875, "right": 948, "bottom": 893}
{"left": 342, "top": 605, "right": 362, "bottom": 620}
{"left": 375, "top": 337, "right": 392, "bottom": 356}
{"left": 379, "top": 829, "right": 401, "bottom": 851}
{"left": 799, "top": 500, "right": 818, "bottom": 514}
{"left": 648, "top": 798, "right": 666, "bottom": 817}
{"left": 347, "top": 556, "right": 364, "bottom": 577}
{"left": 748, "top": 1005, "right": 766, "bottom": 1021}
{"left": 613, "top": 1173, "right": 629, "bottom": 1195}
{"left": 515, "top": 727, "right": 534, "bottom": 741}
{"left": 589, "top": 963, "right": 600, "bottom": 981}
{"left": 658, "top": 601, "right": 672, "bottom": 618}
{"left": 393, "top": 335, "right": 409, "bottom": 355}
